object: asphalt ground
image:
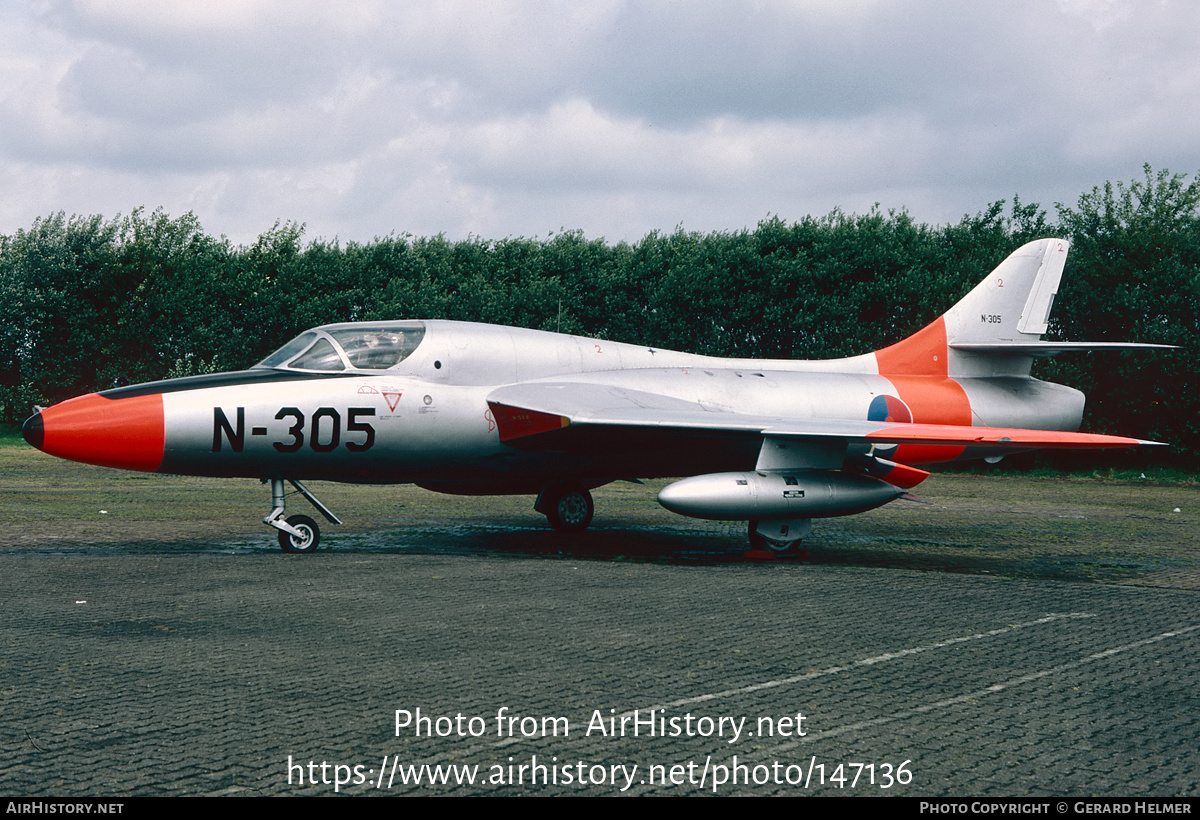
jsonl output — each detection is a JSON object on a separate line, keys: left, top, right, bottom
{"left": 1, "top": 450, "right": 1197, "bottom": 796}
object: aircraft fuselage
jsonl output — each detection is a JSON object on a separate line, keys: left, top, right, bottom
{"left": 29, "top": 321, "right": 1084, "bottom": 489}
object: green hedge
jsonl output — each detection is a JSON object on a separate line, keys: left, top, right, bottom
{"left": 3, "top": 167, "right": 1195, "bottom": 465}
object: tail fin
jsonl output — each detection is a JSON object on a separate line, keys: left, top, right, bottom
{"left": 876, "top": 238, "right": 1070, "bottom": 378}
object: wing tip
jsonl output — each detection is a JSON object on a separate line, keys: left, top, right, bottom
{"left": 866, "top": 424, "right": 1164, "bottom": 450}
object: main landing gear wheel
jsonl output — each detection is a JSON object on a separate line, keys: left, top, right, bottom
{"left": 747, "top": 519, "right": 810, "bottom": 554}
{"left": 278, "top": 514, "right": 320, "bottom": 553}
{"left": 748, "top": 521, "right": 790, "bottom": 552}
{"left": 538, "top": 484, "right": 594, "bottom": 533}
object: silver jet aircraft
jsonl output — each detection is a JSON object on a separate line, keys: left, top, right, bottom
{"left": 22, "top": 238, "right": 1165, "bottom": 552}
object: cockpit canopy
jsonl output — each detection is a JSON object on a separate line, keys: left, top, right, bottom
{"left": 255, "top": 322, "right": 426, "bottom": 372}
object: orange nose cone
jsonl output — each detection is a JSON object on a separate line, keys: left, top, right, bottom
{"left": 23, "top": 393, "right": 165, "bottom": 472}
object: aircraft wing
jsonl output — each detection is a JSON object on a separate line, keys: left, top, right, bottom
{"left": 486, "top": 382, "right": 1160, "bottom": 450}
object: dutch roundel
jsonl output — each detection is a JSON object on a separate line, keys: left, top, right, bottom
{"left": 867, "top": 394, "right": 913, "bottom": 424}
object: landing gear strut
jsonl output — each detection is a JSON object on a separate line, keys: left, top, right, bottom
{"left": 263, "top": 479, "right": 342, "bottom": 553}
{"left": 536, "top": 483, "right": 594, "bottom": 533}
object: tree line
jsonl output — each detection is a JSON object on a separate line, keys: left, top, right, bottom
{"left": 2, "top": 166, "right": 1195, "bottom": 465}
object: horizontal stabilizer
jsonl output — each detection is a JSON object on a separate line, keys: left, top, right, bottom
{"left": 950, "top": 341, "right": 1176, "bottom": 358}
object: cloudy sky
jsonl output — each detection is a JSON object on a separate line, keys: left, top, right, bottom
{"left": 2, "top": 0, "right": 1197, "bottom": 246}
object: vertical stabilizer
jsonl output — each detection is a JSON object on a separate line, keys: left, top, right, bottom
{"left": 943, "top": 237, "right": 1067, "bottom": 345}
{"left": 876, "top": 238, "right": 1069, "bottom": 378}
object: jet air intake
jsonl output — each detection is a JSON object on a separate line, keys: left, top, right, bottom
{"left": 657, "top": 470, "right": 904, "bottom": 521}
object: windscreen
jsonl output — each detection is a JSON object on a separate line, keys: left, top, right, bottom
{"left": 256, "top": 323, "right": 426, "bottom": 372}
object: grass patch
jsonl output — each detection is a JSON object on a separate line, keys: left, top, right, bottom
{"left": 0, "top": 422, "right": 26, "bottom": 448}
{"left": 933, "top": 462, "right": 1198, "bottom": 484}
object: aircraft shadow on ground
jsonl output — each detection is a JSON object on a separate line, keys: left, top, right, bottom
{"left": 15, "top": 525, "right": 1153, "bottom": 585}
{"left": 375, "top": 525, "right": 1154, "bottom": 585}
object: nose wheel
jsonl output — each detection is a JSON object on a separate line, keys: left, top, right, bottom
{"left": 278, "top": 514, "right": 320, "bottom": 553}
{"left": 264, "top": 479, "right": 341, "bottom": 552}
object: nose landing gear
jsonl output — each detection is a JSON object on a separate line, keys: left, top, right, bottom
{"left": 263, "top": 478, "right": 342, "bottom": 552}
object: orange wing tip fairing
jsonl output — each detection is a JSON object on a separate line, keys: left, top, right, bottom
{"left": 24, "top": 392, "right": 165, "bottom": 472}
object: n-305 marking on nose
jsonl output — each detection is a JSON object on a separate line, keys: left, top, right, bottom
{"left": 213, "top": 407, "right": 376, "bottom": 453}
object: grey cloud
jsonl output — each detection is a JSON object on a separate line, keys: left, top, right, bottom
{"left": 2, "top": 1, "right": 1199, "bottom": 245}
